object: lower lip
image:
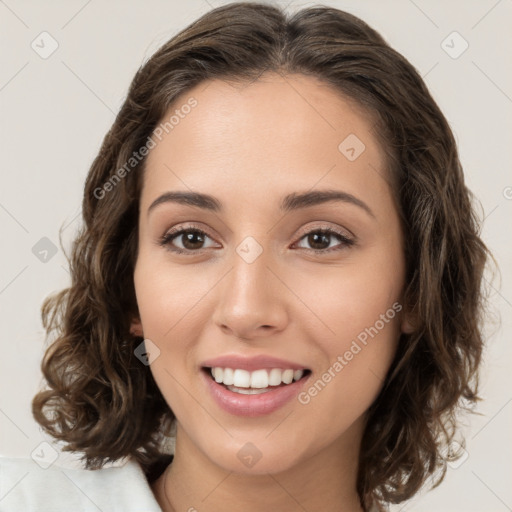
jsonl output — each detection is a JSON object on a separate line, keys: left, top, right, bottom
{"left": 202, "top": 370, "right": 310, "bottom": 417}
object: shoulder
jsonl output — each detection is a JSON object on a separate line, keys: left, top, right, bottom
{"left": 0, "top": 455, "right": 162, "bottom": 511}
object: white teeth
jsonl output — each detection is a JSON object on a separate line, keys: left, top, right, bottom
{"left": 250, "top": 369, "right": 269, "bottom": 388}
{"left": 213, "top": 367, "right": 223, "bottom": 383}
{"left": 233, "top": 369, "right": 251, "bottom": 388}
{"left": 282, "top": 369, "right": 294, "bottom": 384}
{"left": 268, "top": 368, "right": 282, "bottom": 386}
{"left": 225, "top": 385, "right": 269, "bottom": 395}
{"left": 223, "top": 367, "right": 234, "bottom": 386}
{"left": 209, "top": 367, "right": 306, "bottom": 389}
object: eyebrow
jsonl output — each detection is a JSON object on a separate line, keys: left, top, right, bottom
{"left": 147, "top": 189, "right": 375, "bottom": 218}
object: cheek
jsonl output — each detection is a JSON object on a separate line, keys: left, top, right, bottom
{"left": 133, "top": 259, "right": 212, "bottom": 338}
{"left": 292, "top": 246, "right": 403, "bottom": 412}
{"left": 293, "top": 243, "right": 404, "bottom": 345}
{"left": 133, "top": 259, "right": 216, "bottom": 404}
{"left": 296, "top": 299, "right": 401, "bottom": 446}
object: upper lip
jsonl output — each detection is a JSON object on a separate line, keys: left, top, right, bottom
{"left": 201, "top": 354, "right": 309, "bottom": 372}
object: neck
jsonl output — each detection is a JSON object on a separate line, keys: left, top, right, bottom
{"left": 152, "top": 420, "right": 365, "bottom": 512}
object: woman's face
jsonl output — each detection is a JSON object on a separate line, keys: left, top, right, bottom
{"left": 133, "top": 72, "right": 411, "bottom": 474}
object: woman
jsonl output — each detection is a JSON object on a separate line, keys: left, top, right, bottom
{"left": 2, "top": 2, "right": 490, "bottom": 511}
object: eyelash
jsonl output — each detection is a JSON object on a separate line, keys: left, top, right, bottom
{"left": 159, "top": 223, "right": 355, "bottom": 255}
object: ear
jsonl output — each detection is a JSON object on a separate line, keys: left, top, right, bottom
{"left": 400, "top": 310, "right": 415, "bottom": 334}
{"left": 130, "top": 317, "right": 144, "bottom": 337}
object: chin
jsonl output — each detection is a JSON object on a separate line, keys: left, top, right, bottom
{"left": 212, "top": 444, "right": 304, "bottom": 476}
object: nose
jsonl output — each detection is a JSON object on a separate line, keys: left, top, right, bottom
{"left": 212, "top": 248, "right": 289, "bottom": 341}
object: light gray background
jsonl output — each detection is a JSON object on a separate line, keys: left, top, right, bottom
{"left": 1, "top": 0, "right": 511, "bottom": 510}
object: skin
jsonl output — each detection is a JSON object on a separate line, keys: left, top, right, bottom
{"left": 131, "top": 72, "right": 413, "bottom": 512}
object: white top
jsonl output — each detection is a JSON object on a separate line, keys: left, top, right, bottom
{"left": 0, "top": 456, "right": 162, "bottom": 511}
{"left": 1, "top": 456, "right": 383, "bottom": 511}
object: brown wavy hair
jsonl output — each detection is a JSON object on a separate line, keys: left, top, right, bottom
{"left": 32, "top": 2, "right": 491, "bottom": 509}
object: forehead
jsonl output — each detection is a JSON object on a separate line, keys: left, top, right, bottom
{"left": 141, "top": 73, "right": 391, "bottom": 217}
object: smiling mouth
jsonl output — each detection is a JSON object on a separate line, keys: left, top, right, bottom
{"left": 202, "top": 366, "right": 311, "bottom": 395}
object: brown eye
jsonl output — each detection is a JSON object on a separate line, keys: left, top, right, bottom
{"left": 159, "top": 225, "right": 354, "bottom": 256}
{"left": 294, "top": 228, "right": 354, "bottom": 253}
{"left": 160, "top": 227, "right": 217, "bottom": 254}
